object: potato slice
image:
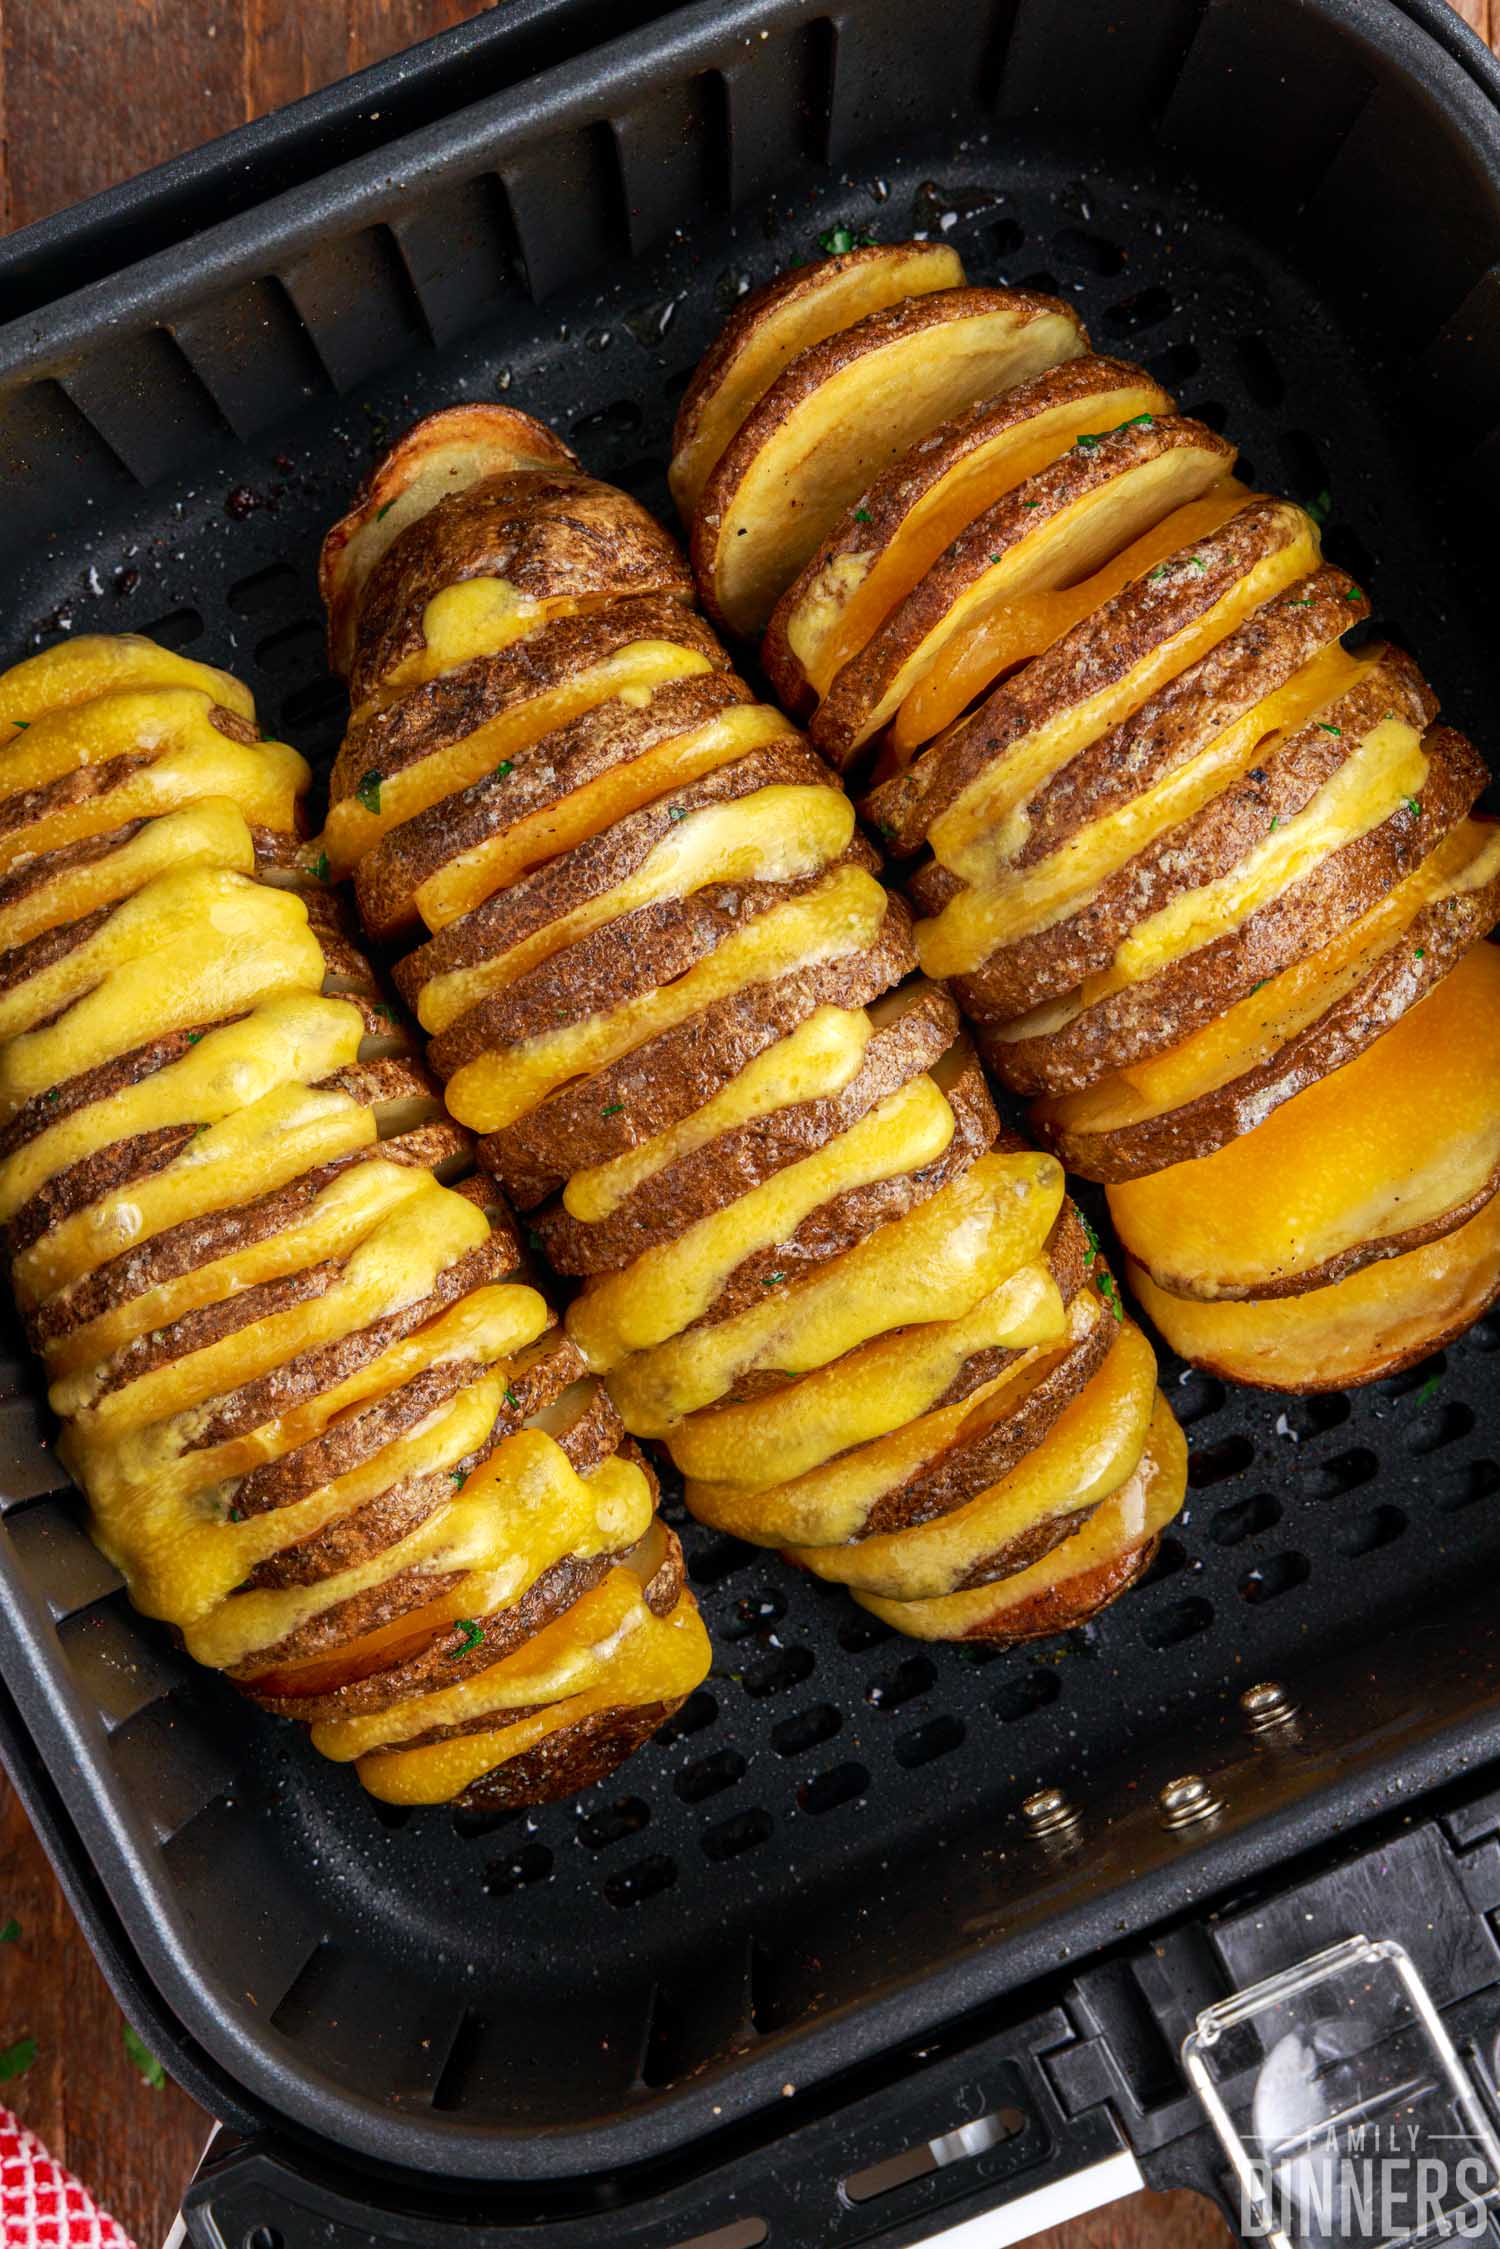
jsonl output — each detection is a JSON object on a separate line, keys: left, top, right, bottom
{"left": 322, "top": 604, "right": 727, "bottom": 884}
{"left": 1106, "top": 940, "right": 1500, "bottom": 1302}
{"left": 1037, "top": 811, "right": 1500, "bottom": 1181}
{"left": 989, "top": 693, "right": 1479, "bottom": 1099}
{"left": 783, "top": 1315, "right": 1156, "bottom": 1597}
{"left": 863, "top": 496, "right": 1319, "bottom": 856}
{"left": 693, "top": 287, "right": 1086, "bottom": 636}
{"left": 1127, "top": 1189, "right": 1500, "bottom": 1392}
{"left": 811, "top": 417, "right": 1238, "bottom": 764}
{"left": 669, "top": 240, "right": 964, "bottom": 521}
{"left": 764, "top": 357, "right": 1173, "bottom": 715}
{"left": 851, "top": 1390, "right": 1185, "bottom": 1641}
{"left": 348, "top": 470, "right": 692, "bottom": 709}
{"left": 320, "top": 404, "right": 580, "bottom": 674}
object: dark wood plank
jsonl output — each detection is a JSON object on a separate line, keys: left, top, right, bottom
{"left": 0, "top": 1771, "right": 208, "bottom": 2247}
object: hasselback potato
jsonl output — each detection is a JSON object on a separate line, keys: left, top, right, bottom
{"left": 672, "top": 242, "right": 1500, "bottom": 1391}
{"left": 317, "top": 404, "right": 1185, "bottom": 1644}
{"left": 0, "top": 633, "right": 708, "bottom": 1809}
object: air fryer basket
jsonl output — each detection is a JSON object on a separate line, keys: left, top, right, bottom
{"left": 1, "top": 0, "right": 1499, "bottom": 2219}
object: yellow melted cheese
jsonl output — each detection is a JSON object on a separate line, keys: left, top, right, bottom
{"left": 686, "top": 1279, "right": 1094, "bottom": 1543}
{"left": 788, "top": 379, "right": 1170, "bottom": 698}
{"left": 325, "top": 638, "right": 717, "bottom": 874}
{"left": 418, "top": 781, "right": 854, "bottom": 1033}
{"left": 0, "top": 799, "right": 257, "bottom": 954}
{"left": 96, "top": 1371, "right": 504, "bottom": 1629}
{"left": 416, "top": 700, "right": 796, "bottom": 932}
{"left": 43, "top": 1157, "right": 432, "bottom": 1380}
{"left": 1039, "top": 818, "right": 1500, "bottom": 1143}
{"left": 927, "top": 519, "right": 1323, "bottom": 881}
{"left": 442, "top": 861, "right": 891, "bottom": 1134}
{"left": 568, "top": 1071, "right": 957, "bottom": 1368}
{"left": 563, "top": 1003, "right": 875, "bottom": 1223}
{"left": 919, "top": 642, "right": 1373, "bottom": 978}
{"left": 0, "top": 989, "right": 367, "bottom": 1240}
{"left": 995, "top": 715, "right": 1429, "bottom": 1043}
{"left": 186, "top": 1435, "right": 651, "bottom": 1673}
{"left": 59, "top": 1172, "right": 490, "bottom": 1433}
{"left": 608, "top": 1149, "right": 1065, "bottom": 1432}
{"left": 854, "top": 1392, "right": 1185, "bottom": 1637}
{"left": 347, "top": 1587, "right": 712, "bottom": 1804}
{"left": 64, "top": 1281, "right": 547, "bottom": 1516}
{"left": 0, "top": 868, "right": 325, "bottom": 1122}
{"left": 789, "top": 1317, "right": 1156, "bottom": 1597}
{"left": 0, "top": 637, "right": 256, "bottom": 739}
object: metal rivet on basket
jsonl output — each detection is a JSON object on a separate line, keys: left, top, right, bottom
{"left": 1021, "top": 1786, "right": 1081, "bottom": 1840}
{"left": 1240, "top": 1680, "right": 1301, "bottom": 1735}
{"left": 1159, "top": 1773, "right": 1223, "bottom": 1830}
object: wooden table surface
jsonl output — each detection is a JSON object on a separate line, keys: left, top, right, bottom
{"left": 2, "top": 0, "right": 1498, "bottom": 2241}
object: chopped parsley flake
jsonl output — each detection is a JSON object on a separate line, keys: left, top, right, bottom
{"left": 0, "top": 1918, "right": 19, "bottom": 1944}
{"left": 504, "top": 1384, "right": 521, "bottom": 1410}
{"left": 372, "top": 1000, "right": 394, "bottom": 1020}
{"left": 764, "top": 1270, "right": 787, "bottom": 1286}
{"left": 1346, "top": 586, "right": 1364, "bottom": 601}
{"left": 1075, "top": 432, "right": 1103, "bottom": 450}
{"left": 1414, "top": 946, "right": 1425, "bottom": 960}
{"left": 447, "top": 1619, "right": 484, "bottom": 1659}
{"left": 1023, "top": 499, "right": 1040, "bottom": 508}
{"left": 1147, "top": 562, "right": 1172, "bottom": 582}
{"left": 1117, "top": 412, "right": 1155, "bottom": 431}
{"left": 853, "top": 508, "right": 872, "bottom": 523}
{"left": 1078, "top": 1212, "right": 1102, "bottom": 1268}
{"left": 667, "top": 806, "right": 688, "bottom": 823}
{"left": 818, "top": 225, "right": 876, "bottom": 256}
{"left": 0, "top": 2037, "right": 36, "bottom": 2082}
{"left": 355, "top": 770, "right": 382, "bottom": 814}
{"left": 10, "top": 719, "right": 28, "bottom": 730}
{"left": 493, "top": 759, "right": 514, "bottom": 780}
{"left": 1405, "top": 797, "right": 1421, "bottom": 817}
{"left": 449, "top": 1469, "right": 466, "bottom": 1489}
{"left": 1188, "top": 555, "right": 1208, "bottom": 573}
{"left": 45, "top": 1088, "right": 58, "bottom": 1103}
{"left": 1316, "top": 721, "right": 1342, "bottom": 736}
{"left": 1269, "top": 815, "right": 1279, "bottom": 831}
{"left": 600, "top": 1101, "right": 625, "bottom": 1118}
{"left": 1307, "top": 488, "right": 1333, "bottom": 527}
{"left": 1097, "top": 1268, "right": 1125, "bottom": 1324}
{"left": 1292, "top": 595, "right": 1314, "bottom": 606}
{"left": 1250, "top": 980, "right": 1268, "bottom": 994}
{"left": 308, "top": 850, "right": 330, "bottom": 882}
{"left": 1413, "top": 1370, "right": 1443, "bottom": 1408}
{"left": 375, "top": 500, "right": 396, "bottom": 522}
{"left": 186, "top": 1031, "right": 202, "bottom": 1045}
{"left": 124, "top": 2026, "right": 165, "bottom": 2090}
{"left": 228, "top": 1507, "right": 244, "bottom": 1522}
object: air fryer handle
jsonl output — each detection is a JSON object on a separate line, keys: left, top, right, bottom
{"left": 172, "top": 2010, "right": 1152, "bottom": 2249}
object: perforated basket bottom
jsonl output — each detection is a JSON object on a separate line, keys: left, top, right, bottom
{"left": 2, "top": 129, "right": 1498, "bottom": 2160}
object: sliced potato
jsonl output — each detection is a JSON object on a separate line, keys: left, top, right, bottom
{"left": 851, "top": 1391, "right": 1185, "bottom": 1641}
{"left": 1036, "top": 812, "right": 1500, "bottom": 1181}
{"left": 693, "top": 287, "right": 1086, "bottom": 637}
{"left": 1106, "top": 940, "right": 1500, "bottom": 1302}
{"left": 989, "top": 691, "right": 1476, "bottom": 1100}
{"left": 811, "top": 418, "right": 1239, "bottom": 765}
{"left": 863, "top": 496, "right": 1320, "bottom": 857}
{"left": 320, "top": 404, "right": 580, "bottom": 675}
{"left": 785, "top": 1316, "right": 1156, "bottom": 1598}
{"left": 669, "top": 240, "right": 964, "bottom": 522}
{"left": 1129, "top": 1188, "right": 1500, "bottom": 1392}
{"left": 764, "top": 357, "right": 1173, "bottom": 715}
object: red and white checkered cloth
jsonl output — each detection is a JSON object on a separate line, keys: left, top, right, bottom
{"left": 0, "top": 2105, "right": 136, "bottom": 2249}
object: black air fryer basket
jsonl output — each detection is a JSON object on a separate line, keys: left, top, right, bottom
{"left": 2, "top": 2, "right": 1500, "bottom": 2243}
